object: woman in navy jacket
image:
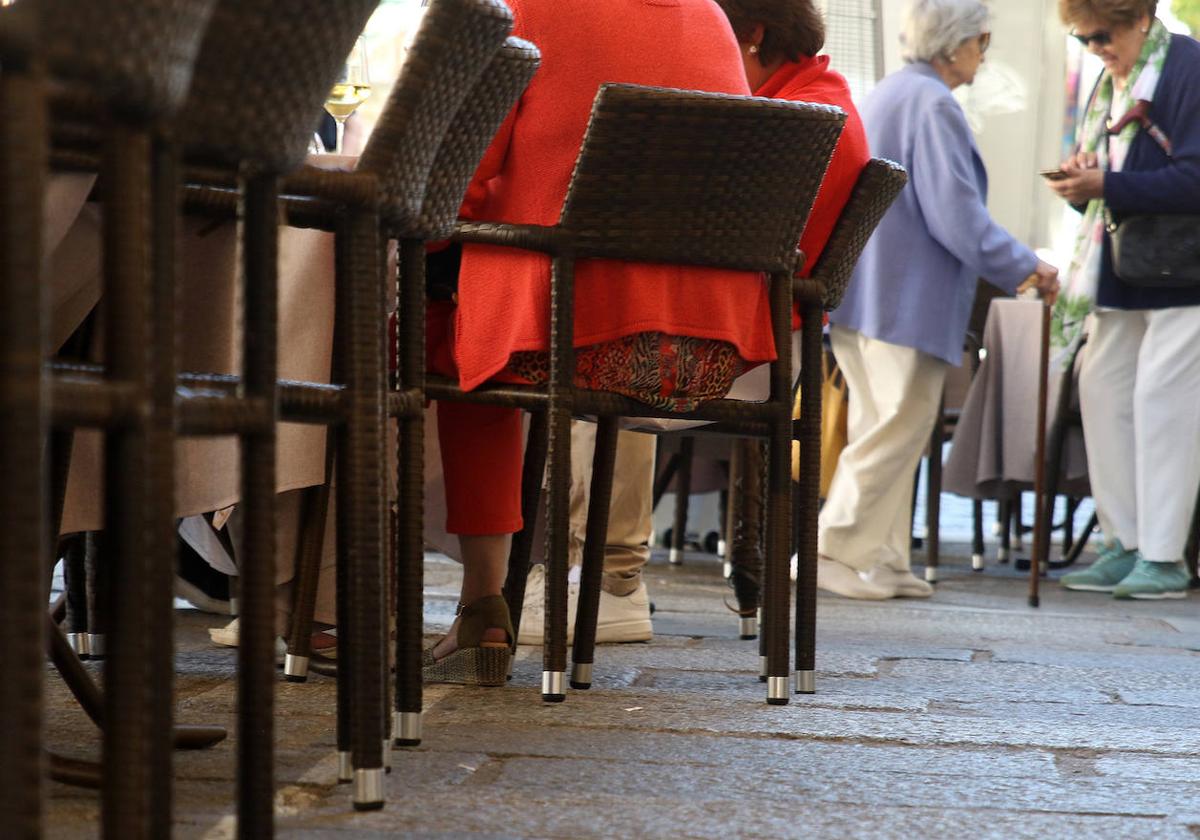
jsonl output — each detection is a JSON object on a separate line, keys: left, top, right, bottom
{"left": 1051, "top": 0, "right": 1200, "bottom": 599}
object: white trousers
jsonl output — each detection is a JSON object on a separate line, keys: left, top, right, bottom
{"left": 1077, "top": 306, "right": 1200, "bottom": 562}
{"left": 818, "top": 325, "right": 948, "bottom": 572}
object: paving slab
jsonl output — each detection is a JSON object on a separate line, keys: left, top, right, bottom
{"left": 42, "top": 546, "right": 1200, "bottom": 838}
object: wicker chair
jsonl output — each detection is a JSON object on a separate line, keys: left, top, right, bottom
{"left": 176, "top": 0, "right": 391, "bottom": 820}
{"left": 29, "top": 1, "right": 218, "bottom": 835}
{"left": 0, "top": 3, "right": 52, "bottom": 835}
{"left": 180, "top": 0, "right": 516, "bottom": 808}
{"left": 624, "top": 160, "right": 902, "bottom": 686}
{"left": 278, "top": 34, "right": 538, "bottom": 761}
{"left": 428, "top": 84, "right": 846, "bottom": 704}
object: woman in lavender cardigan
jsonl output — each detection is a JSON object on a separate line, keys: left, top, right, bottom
{"left": 816, "top": 0, "right": 1060, "bottom": 600}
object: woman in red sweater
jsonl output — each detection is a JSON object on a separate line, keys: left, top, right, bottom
{"left": 425, "top": 0, "right": 777, "bottom": 683}
{"left": 710, "top": 0, "right": 870, "bottom": 616}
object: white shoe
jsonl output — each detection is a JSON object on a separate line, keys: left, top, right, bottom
{"left": 517, "top": 565, "right": 579, "bottom": 646}
{"left": 596, "top": 582, "right": 653, "bottom": 643}
{"left": 517, "top": 567, "right": 653, "bottom": 644}
{"left": 817, "top": 556, "right": 895, "bottom": 600}
{"left": 863, "top": 566, "right": 933, "bottom": 598}
{"left": 208, "top": 618, "right": 287, "bottom": 659}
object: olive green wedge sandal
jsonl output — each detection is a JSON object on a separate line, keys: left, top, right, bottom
{"left": 423, "top": 594, "right": 514, "bottom": 687}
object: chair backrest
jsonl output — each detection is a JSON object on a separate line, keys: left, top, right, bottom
{"left": 358, "top": 0, "right": 513, "bottom": 231}
{"left": 39, "top": 0, "right": 217, "bottom": 121}
{"left": 409, "top": 36, "right": 540, "bottom": 241}
{"left": 807, "top": 157, "right": 907, "bottom": 311}
{"left": 178, "top": 0, "right": 380, "bottom": 173}
{"left": 0, "top": 2, "right": 39, "bottom": 69}
{"left": 558, "top": 84, "right": 845, "bottom": 274}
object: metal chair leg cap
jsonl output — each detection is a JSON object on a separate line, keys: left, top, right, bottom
{"left": 794, "top": 670, "right": 816, "bottom": 694}
{"left": 353, "top": 768, "right": 384, "bottom": 810}
{"left": 972, "top": 554, "right": 985, "bottom": 571}
{"left": 542, "top": 670, "right": 566, "bottom": 702}
{"left": 392, "top": 712, "right": 421, "bottom": 747}
{"left": 766, "top": 676, "right": 790, "bottom": 705}
{"left": 337, "top": 751, "right": 353, "bottom": 784}
{"left": 924, "top": 567, "right": 939, "bottom": 583}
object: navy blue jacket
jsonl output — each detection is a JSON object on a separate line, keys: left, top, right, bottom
{"left": 1100, "top": 33, "right": 1200, "bottom": 309}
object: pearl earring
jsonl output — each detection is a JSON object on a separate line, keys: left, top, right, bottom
{"left": 748, "top": 44, "right": 759, "bottom": 54}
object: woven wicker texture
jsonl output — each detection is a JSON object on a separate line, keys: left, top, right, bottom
{"left": 358, "top": 0, "right": 513, "bottom": 231}
{"left": 413, "top": 36, "right": 540, "bottom": 240}
{"left": 559, "top": 84, "right": 845, "bottom": 271}
{"left": 809, "top": 157, "right": 908, "bottom": 310}
{"left": 179, "top": 0, "right": 379, "bottom": 173}
{"left": 40, "top": 0, "right": 217, "bottom": 120}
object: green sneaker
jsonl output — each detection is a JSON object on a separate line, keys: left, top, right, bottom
{"left": 1112, "top": 558, "right": 1190, "bottom": 600}
{"left": 1060, "top": 540, "right": 1138, "bottom": 592}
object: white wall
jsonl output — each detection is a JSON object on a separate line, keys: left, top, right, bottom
{"left": 878, "top": 0, "right": 1067, "bottom": 253}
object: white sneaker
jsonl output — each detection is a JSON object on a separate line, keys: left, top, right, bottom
{"left": 517, "top": 567, "right": 653, "bottom": 644}
{"left": 517, "top": 565, "right": 579, "bottom": 645}
{"left": 863, "top": 566, "right": 933, "bottom": 598}
{"left": 596, "top": 582, "right": 653, "bottom": 643}
{"left": 208, "top": 618, "right": 287, "bottom": 659}
{"left": 817, "top": 556, "right": 895, "bottom": 600}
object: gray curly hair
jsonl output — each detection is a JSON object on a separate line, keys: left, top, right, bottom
{"left": 900, "top": 0, "right": 991, "bottom": 63}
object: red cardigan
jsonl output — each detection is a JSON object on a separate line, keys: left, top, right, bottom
{"left": 754, "top": 57, "right": 870, "bottom": 327}
{"left": 449, "top": 0, "right": 776, "bottom": 392}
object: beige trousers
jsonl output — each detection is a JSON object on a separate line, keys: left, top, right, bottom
{"left": 568, "top": 421, "right": 656, "bottom": 596}
{"left": 1078, "top": 306, "right": 1200, "bottom": 562}
{"left": 818, "top": 325, "right": 948, "bottom": 572}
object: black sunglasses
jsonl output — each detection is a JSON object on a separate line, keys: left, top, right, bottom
{"left": 1072, "top": 29, "right": 1113, "bottom": 47}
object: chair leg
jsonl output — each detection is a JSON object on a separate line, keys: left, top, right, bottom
{"left": 101, "top": 124, "right": 172, "bottom": 840}
{"left": 791, "top": 303, "right": 820, "bottom": 698}
{"left": 971, "top": 500, "right": 985, "bottom": 571}
{"left": 284, "top": 451, "right": 334, "bottom": 684}
{"left": 85, "top": 532, "right": 109, "bottom": 658}
{"left": 570, "top": 417, "right": 619, "bottom": 690}
{"left": 762, "top": 287, "right": 795, "bottom": 705}
{"left": 1185, "top": 488, "right": 1200, "bottom": 586}
{"left": 237, "top": 172, "right": 281, "bottom": 834}
{"left": 925, "top": 399, "right": 944, "bottom": 583}
{"left": 998, "top": 499, "right": 1012, "bottom": 563}
{"left": 336, "top": 207, "right": 386, "bottom": 811}
{"left": 394, "top": 238, "right": 428, "bottom": 747}
{"left": 669, "top": 437, "right": 694, "bottom": 564}
{"left": 729, "top": 439, "right": 764, "bottom": 642}
{"left": 502, "top": 411, "right": 549, "bottom": 650}
{"left": 62, "top": 534, "right": 90, "bottom": 657}
{"left": 650, "top": 449, "right": 680, "bottom": 514}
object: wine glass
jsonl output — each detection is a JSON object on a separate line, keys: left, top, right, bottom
{"left": 325, "top": 36, "right": 371, "bottom": 154}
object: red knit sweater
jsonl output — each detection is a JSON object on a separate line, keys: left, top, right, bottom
{"left": 755, "top": 56, "right": 870, "bottom": 279}
{"left": 450, "top": 0, "right": 776, "bottom": 392}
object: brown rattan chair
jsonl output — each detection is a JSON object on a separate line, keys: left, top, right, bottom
{"left": 181, "top": 0, "right": 517, "bottom": 808}
{"left": 278, "top": 33, "right": 538, "bottom": 763}
{"left": 175, "top": 0, "right": 389, "bottom": 819}
{"left": 0, "top": 2, "right": 52, "bottom": 834}
{"left": 429, "top": 84, "right": 846, "bottom": 704}
{"left": 638, "top": 159, "right": 909, "bottom": 683}
{"left": 31, "top": 1, "right": 218, "bottom": 835}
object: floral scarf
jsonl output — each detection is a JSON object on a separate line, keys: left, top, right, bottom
{"left": 1051, "top": 18, "right": 1172, "bottom": 353}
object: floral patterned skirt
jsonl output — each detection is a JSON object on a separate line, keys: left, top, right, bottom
{"left": 507, "top": 331, "right": 744, "bottom": 413}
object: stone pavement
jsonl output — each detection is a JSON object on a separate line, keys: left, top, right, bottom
{"left": 45, "top": 546, "right": 1200, "bottom": 839}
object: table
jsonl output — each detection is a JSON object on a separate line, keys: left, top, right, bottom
{"left": 943, "top": 298, "right": 1090, "bottom": 500}
{"left": 46, "top": 171, "right": 338, "bottom": 534}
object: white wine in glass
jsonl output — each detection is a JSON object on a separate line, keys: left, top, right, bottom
{"left": 325, "top": 37, "right": 370, "bottom": 153}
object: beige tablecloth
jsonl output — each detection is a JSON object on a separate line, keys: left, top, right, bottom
{"left": 943, "top": 299, "right": 1090, "bottom": 499}
{"left": 47, "top": 178, "right": 336, "bottom": 534}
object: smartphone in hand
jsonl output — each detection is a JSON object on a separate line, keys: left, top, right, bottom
{"left": 1040, "top": 168, "right": 1069, "bottom": 181}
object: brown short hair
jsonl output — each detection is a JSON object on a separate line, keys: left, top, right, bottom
{"left": 1058, "top": 0, "right": 1157, "bottom": 28}
{"left": 713, "top": 0, "right": 826, "bottom": 63}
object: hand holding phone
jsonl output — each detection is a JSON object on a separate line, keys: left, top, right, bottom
{"left": 1039, "top": 168, "right": 1069, "bottom": 181}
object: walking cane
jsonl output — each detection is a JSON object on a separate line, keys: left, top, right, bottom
{"left": 1028, "top": 288, "right": 1052, "bottom": 608}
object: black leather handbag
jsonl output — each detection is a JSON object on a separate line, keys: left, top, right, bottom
{"left": 1107, "top": 211, "right": 1200, "bottom": 287}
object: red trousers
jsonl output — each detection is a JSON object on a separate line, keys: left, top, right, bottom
{"left": 428, "top": 302, "right": 524, "bottom": 536}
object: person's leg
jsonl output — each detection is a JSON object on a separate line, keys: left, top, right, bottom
{"left": 430, "top": 399, "right": 523, "bottom": 660}
{"left": 1077, "top": 309, "right": 1144, "bottom": 550}
{"left": 1113, "top": 305, "right": 1200, "bottom": 599}
{"left": 601, "top": 429, "right": 655, "bottom": 596}
{"left": 818, "top": 326, "right": 947, "bottom": 589}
